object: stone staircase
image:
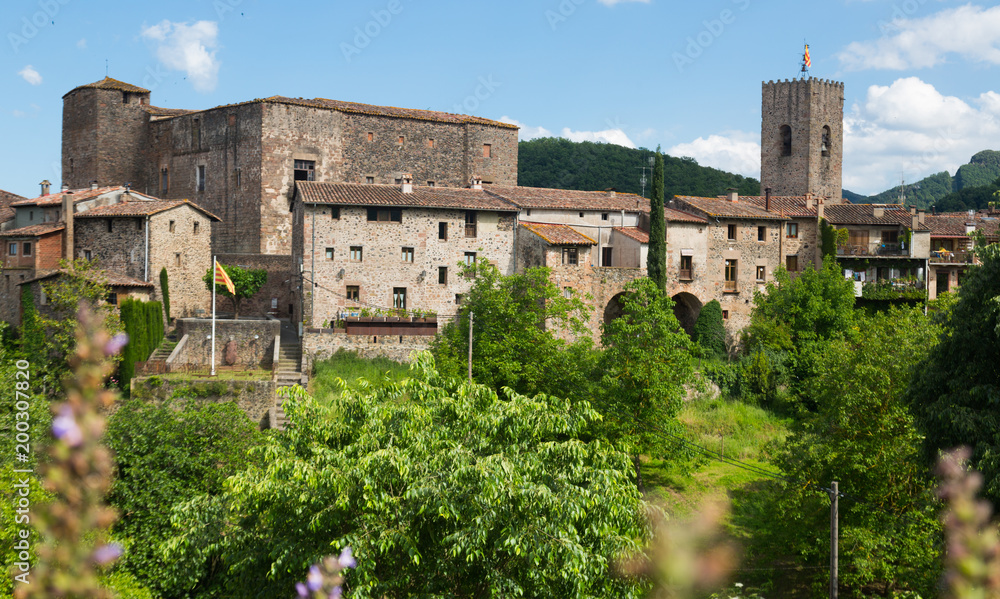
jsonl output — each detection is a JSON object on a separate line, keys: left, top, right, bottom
{"left": 271, "top": 329, "right": 305, "bottom": 431}
{"left": 148, "top": 338, "right": 178, "bottom": 362}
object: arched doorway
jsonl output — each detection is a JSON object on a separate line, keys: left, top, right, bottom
{"left": 671, "top": 292, "right": 702, "bottom": 336}
{"left": 604, "top": 292, "right": 627, "bottom": 327}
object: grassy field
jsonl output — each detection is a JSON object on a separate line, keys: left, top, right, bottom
{"left": 310, "top": 350, "right": 411, "bottom": 403}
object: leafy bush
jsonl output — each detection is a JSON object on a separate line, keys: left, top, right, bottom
{"left": 692, "top": 300, "right": 726, "bottom": 359}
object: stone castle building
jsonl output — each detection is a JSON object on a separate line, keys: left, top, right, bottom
{"left": 61, "top": 77, "right": 519, "bottom": 256}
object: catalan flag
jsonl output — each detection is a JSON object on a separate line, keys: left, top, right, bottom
{"left": 214, "top": 260, "right": 235, "bottom": 295}
{"left": 804, "top": 44, "right": 811, "bottom": 68}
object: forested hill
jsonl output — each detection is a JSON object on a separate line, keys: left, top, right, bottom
{"left": 517, "top": 138, "right": 760, "bottom": 198}
{"left": 849, "top": 150, "right": 1000, "bottom": 209}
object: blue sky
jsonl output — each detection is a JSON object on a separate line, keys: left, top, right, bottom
{"left": 2, "top": 0, "right": 999, "bottom": 198}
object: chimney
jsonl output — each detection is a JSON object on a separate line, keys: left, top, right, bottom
{"left": 400, "top": 173, "right": 413, "bottom": 194}
{"left": 606, "top": 188, "right": 616, "bottom": 198}
{"left": 817, "top": 197, "right": 824, "bottom": 219}
{"left": 917, "top": 209, "right": 925, "bottom": 225}
{"left": 470, "top": 176, "right": 483, "bottom": 190}
{"left": 764, "top": 187, "right": 771, "bottom": 212}
{"left": 726, "top": 188, "right": 738, "bottom": 202}
{"left": 873, "top": 206, "right": 885, "bottom": 219}
{"left": 90, "top": 180, "right": 98, "bottom": 191}
{"left": 62, "top": 192, "right": 74, "bottom": 259}
{"left": 909, "top": 206, "right": 917, "bottom": 215}
{"left": 805, "top": 192, "right": 814, "bottom": 210}
{"left": 61, "top": 183, "right": 69, "bottom": 193}
{"left": 39, "top": 180, "right": 51, "bottom": 196}
{"left": 966, "top": 222, "right": 977, "bottom": 235}
{"left": 912, "top": 214, "right": 919, "bottom": 230}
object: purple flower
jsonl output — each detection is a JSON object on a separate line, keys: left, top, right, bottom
{"left": 307, "top": 565, "right": 323, "bottom": 591}
{"left": 329, "top": 585, "right": 342, "bottom": 599}
{"left": 338, "top": 546, "right": 356, "bottom": 569}
{"left": 105, "top": 332, "right": 129, "bottom": 356}
{"left": 52, "top": 406, "right": 83, "bottom": 447}
{"left": 295, "top": 582, "right": 309, "bottom": 597}
{"left": 92, "top": 543, "right": 123, "bottom": 565}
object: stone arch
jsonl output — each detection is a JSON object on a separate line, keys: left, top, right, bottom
{"left": 604, "top": 292, "right": 627, "bottom": 327}
{"left": 671, "top": 292, "right": 702, "bottom": 336}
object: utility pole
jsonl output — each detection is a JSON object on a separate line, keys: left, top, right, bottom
{"left": 467, "top": 311, "right": 474, "bottom": 382}
{"left": 830, "top": 481, "right": 839, "bottom": 599}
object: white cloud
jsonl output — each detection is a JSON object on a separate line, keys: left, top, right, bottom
{"left": 839, "top": 5, "right": 1000, "bottom": 70}
{"left": 842, "top": 77, "right": 1000, "bottom": 194}
{"left": 667, "top": 132, "right": 760, "bottom": 179}
{"left": 18, "top": 65, "right": 42, "bottom": 85}
{"left": 500, "top": 116, "right": 552, "bottom": 140}
{"left": 141, "top": 20, "right": 220, "bottom": 93}
{"left": 76, "top": 38, "right": 87, "bottom": 49}
{"left": 597, "top": 0, "right": 650, "bottom": 5}
{"left": 560, "top": 126, "right": 636, "bottom": 148}
{"left": 499, "top": 116, "right": 635, "bottom": 148}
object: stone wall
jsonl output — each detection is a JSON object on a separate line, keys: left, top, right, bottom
{"left": 300, "top": 204, "right": 516, "bottom": 326}
{"left": 303, "top": 328, "right": 433, "bottom": 372}
{"left": 782, "top": 217, "right": 819, "bottom": 271}
{"left": 175, "top": 317, "right": 279, "bottom": 368}
{"left": 149, "top": 206, "right": 215, "bottom": 319}
{"left": 73, "top": 216, "right": 146, "bottom": 279}
{"left": 761, "top": 78, "right": 844, "bottom": 201}
{"left": 213, "top": 253, "right": 295, "bottom": 319}
{"left": 130, "top": 377, "right": 276, "bottom": 427}
{"left": 705, "top": 219, "right": 782, "bottom": 333}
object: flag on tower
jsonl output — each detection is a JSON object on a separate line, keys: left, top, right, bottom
{"left": 215, "top": 260, "right": 235, "bottom": 295}
{"left": 804, "top": 44, "right": 811, "bottom": 68}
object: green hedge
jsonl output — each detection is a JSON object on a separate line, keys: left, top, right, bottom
{"left": 119, "top": 298, "right": 165, "bottom": 389}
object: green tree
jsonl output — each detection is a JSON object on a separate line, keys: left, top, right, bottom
{"left": 106, "top": 398, "right": 264, "bottom": 597}
{"left": 597, "top": 278, "right": 693, "bottom": 490}
{"left": 763, "top": 307, "right": 942, "bottom": 596}
{"left": 202, "top": 263, "right": 267, "bottom": 319}
{"left": 647, "top": 147, "right": 666, "bottom": 290}
{"left": 161, "top": 354, "right": 649, "bottom": 598}
{"left": 909, "top": 242, "right": 1000, "bottom": 508}
{"left": 692, "top": 299, "right": 726, "bottom": 360}
{"left": 430, "top": 260, "right": 597, "bottom": 400}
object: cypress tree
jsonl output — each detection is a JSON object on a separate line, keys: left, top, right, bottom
{"left": 647, "top": 147, "right": 666, "bottom": 291}
{"left": 160, "top": 268, "right": 171, "bottom": 323}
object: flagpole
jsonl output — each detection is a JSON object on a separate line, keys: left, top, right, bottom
{"left": 211, "top": 255, "right": 217, "bottom": 377}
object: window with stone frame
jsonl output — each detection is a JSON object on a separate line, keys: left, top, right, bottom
{"left": 602, "top": 247, "right": 613, "bottom": 267}
{"left": 329, "top": 206, "right": 340, "bottom": 219}
{"left": 786, "top": 255, "right": 799, "bottom": 272}
{"left": 821, "top": 125, "right": 832, "bottom": 157}
{"left": 439, "top": 222, "right": 448, "bottom": 240}
{"left": 365, "top": 176, "right": 375, "bottom": 184}
{"left": 679, "top": 254, "right": 693, "bottom": 280}
{"left": 169, "top": 220, "right": 176, "bottom": 233}
{"left": 402, "top": 247, "right": 414, "bottom": 263}
{"left": 786, "top": 222, "right": 798, "bottom": 238}
{"left": 8, "top": 243, "right": 16, "bottom": 256}
{"left": 350, "top": 246, "right": 363, "bottom": 262}
{"left": 174, "top": 253, "right": 180, "bottom": 266}
{"left": 294, "top": 160, "right": 316, "bottom": 182}
{"left": 106, "top": 292, "right": 118, "bottom": 306}
{"left": 194, "top": 222, "right": 201, "bottom": 234}
{"left": 438, "top": 266, "right": 448, "bottom": 285}
{"left": 427, "top": 138, "right": 435, "bottom": 148}
{"left": 727, "top": 224, "right": 737, "bottom": 241}
{"left": 367, "top": 208, "right": 402, "bottom": 223}
{"left": 562, "top": 247, "right": 579, "bottom": 266}
{"left": 465, "top": 211, "right": 477, "bottom": 238}
{"left": 22, "top": 242, "right": 31, "bottom": 257}
{"left": 392, "top": 287, "right": 407, "bottom": 310}
{"left": 346, "top": 286, "right": 360, "bottom": 301}
{"left": 758, "top": 226, "right": 766, "bottom": 241}
{"left": 161, "top": 168, "right": 169, "bottom": 193}
{"left": 107, "top": 220, "right": 113, "bottom": 233}
{"left": 464, "top": 251, "right": 477, "bottom": 265}
{"left": 483, "top": 144, "right": 492, "bottom": 158}
{"left": 756, "top": 265, "right": 766, "bottom": 281}
{"left": 455, "top": 294, "right": 463, "bottom": 305}
{"left": 427, "top": 181, "right": 435, "bottom": 187}
{"left": 197, "top": 165, "right": 206, "bottom": 192}
{"left": 367, "top": 132, "right": 374, "bottom": 142}
{"left": 325, "top": 247, "right": 334, "bottom": 261}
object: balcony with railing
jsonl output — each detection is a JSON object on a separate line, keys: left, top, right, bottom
{"left": 929, "top": 249, "right": 974, "bottom": 264}
{"left": 837, "top": 242, "right": 910, "bottom": 257}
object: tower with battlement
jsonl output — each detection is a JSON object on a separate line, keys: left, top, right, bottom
{"left": 760, "top": 77, "right": 844, "bottom": 202}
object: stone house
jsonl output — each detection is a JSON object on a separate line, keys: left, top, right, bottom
{"left": 670, "top": 194, "right": 788, "bottom": 332}
{"left": 18, "top": 269, "right": 153, "bottom": 320}
{"left": 292, "top": 177, "right": 518, "bottom": 327}
{"left": 0, "top": 182, "right": 217, "bottom": 325}
{"left": 0, "top": 188, "right": 26, "bottom": 231}
{"left": 62, "top": 77, "right": 519, "bottom": 256}
{"left": 923, "top": 212, "right": 1000, "bottom": 300}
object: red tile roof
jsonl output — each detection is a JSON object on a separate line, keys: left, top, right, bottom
{"left": 738, "top": 195, "right": 819, "bottom": 218}
{"left": 64, "top": 77, "right": 150, "bottom": 97}
{"left": 823, "top": 204, "right": 930, "bottom": 231}
{"left": 613, "top": 227, "right": 649, "bottom": 243}
{"left": 0, "top": 223, "right": 65, "bottom": 238}
{"left": 76, "top": 199, "right": 221, "bottom": 221}
{"left": 11, "top": 186, "right": 137, "bottom": 207}
{"left": 520, "top": 222, "right": 596, "bottom": 245}
{"left": 0, "top": 189, "right": 26, "bottom": 223}
{"left": 296, "top": 182, "right": 518, "bottom": 211}
{"left": 673, "top": 196, "right": 789, "bottom": 221}
{"left": 486, "top": 185, "right": 648, "bottom": 212}
{"left": 925, "top": 216, "right": 974, "bottom": 237}
{"left": 20, "top": 268, "right": 152, "bottom": 288}
{"left": 663, "top": 207, "right": 708, "bottom": 224}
